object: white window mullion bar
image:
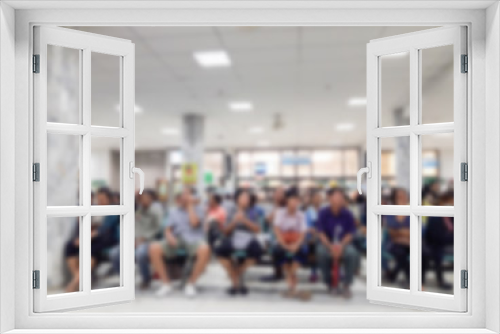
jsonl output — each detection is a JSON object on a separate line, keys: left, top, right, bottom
{"left": 372, "top": 205, "right": 411, "bottom": 216}
{"left": 82, "top": 48, "right": 92, "bottom": 294}
{"left": 90, "top": 126, "right": 129, "bottom": 138}
{"left": 121, "top": 48, "right": 135, "bottom": 293}
{"left": 372, "top": 125, "right": 411, "bottom": 138}
{"left": 409, "top": 47, "right": 419, "bottom": 294}
{"left": 46, "top": 122, "right": 89, "bottom": 135}
{"left": 411, "top": 205, "right": 455, "bottom": 217}
{"left": 412, "top": 122, "right": 454, "bottom": 135}
{"left": 90, "top": 205, "right": 129, "bottom": 216}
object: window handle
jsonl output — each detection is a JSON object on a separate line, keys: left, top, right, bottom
{"left": 129, "top": 161, "right": 145, "bottom": 194}
{"left": 357, "top": 162, "right": 371, "bottom": 195}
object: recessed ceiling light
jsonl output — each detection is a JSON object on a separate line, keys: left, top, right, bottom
{"left": 257, "top": 140, "right": 270, "bottom": 147}
{"left": 193, "top": 50, "right": 231, "bottom": 68}
{"left": 336, "top": 123, "right": 355, "bottom": 131}
{"left": 248, "top": 126, "right": 264, "bottom": 134}
{"left": 161, "top": 128, "right": 179, "bottom": 136}
{"left": 229, "top": 101, "right": 253, "bottom": 112}
{"left": 348, "top": 97, "right": 367, "bottom": 106}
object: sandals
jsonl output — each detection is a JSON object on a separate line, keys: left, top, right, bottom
{"left": 281, "top": 289, "right": 312, "bottom": 301}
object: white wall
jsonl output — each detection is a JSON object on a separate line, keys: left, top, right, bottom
{"left": 0, "top": 2, "right": 15, "bottom": 332}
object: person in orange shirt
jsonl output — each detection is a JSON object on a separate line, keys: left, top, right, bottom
{"left": 205, "top": 193, "right": 227, "bottom": 248}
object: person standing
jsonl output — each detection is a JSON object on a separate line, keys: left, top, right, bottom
{"left": 316, "top": 188, "right": 358, "bottom": 299}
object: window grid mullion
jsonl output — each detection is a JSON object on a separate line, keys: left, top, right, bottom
{"left": 409, "top": 47, "right": 420, "bottom": 294}
{"left": 81, "top": 47, "right": 92, "bottom": 294}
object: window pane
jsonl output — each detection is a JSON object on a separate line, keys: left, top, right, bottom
{"left": 312, "top": 150, "right": 341, "bottom": 177}
{"left": 380, "top": 51, "right": 410, "bottom": 127}
{"left": 344, "top": 149, "right": 359, "bottom": 177}
{"left": 421, "top": 45, "right": 454, "bottom": 124}
{"left": 47, "top": 216, "right": 81, "bottom": 295}
{"left": 253, "top": 151, "right": 280, "bottom": 177}
{"left": 380, "top": 137, "right": 410, "bottom": 205}
{"left": 91, "top": 52, "right": 120, "bottom": 127}
{"left": 237, "top": 152, "right": 252, "bottom": 177}
{"left": 421, "top": 133, "right": 454, "bottom": 206}
{"left": 91, "top": 137, "right": 121, "bottom": 205}
{"left": 296, "top": 150, "right": 312, "bottom": 177}
{"left": 421, "top": 216, "right": 454, "bottom": 294}
{"left": 91, "top": 215, "right": 121, "bottom": 290}
{"left": 47, "top": 133, "right": 80, "bottom": 206}
{"left": 203, "top": 152, "right": 224, "bottom": 180}
{"left": 47, "top": 45, "right": 80, "bottom": 124}
{"left": 281, "top": 151, "right": 296, "bottom": 177}
{"left": 381, "top": 215, "right": 410, "bottom": 290}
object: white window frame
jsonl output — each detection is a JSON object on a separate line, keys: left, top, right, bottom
{"left": 366, "top": 26, "right": 467, "bottom": 312}
{"left": 33, "top": 26, "right": 136, "bottom": 312}
{"left": 0, "top": 1, "right": 499, "bottom": 333}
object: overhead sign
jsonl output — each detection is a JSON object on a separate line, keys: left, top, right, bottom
{"left": 282, "top": 155, "right": 311, "bottom": 166}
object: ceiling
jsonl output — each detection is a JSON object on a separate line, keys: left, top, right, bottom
{"left": 69, "top": 26, "right": 454, "bottom": 150}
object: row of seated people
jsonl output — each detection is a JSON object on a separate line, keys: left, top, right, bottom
{"left": 63, "top": 186, "right": 360, "bottom": 300}
{"left": 62, "top": 184, "right": 453, "bottom": 298}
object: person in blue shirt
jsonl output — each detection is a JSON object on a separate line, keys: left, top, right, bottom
{"left": 64, "top": 188, "right": 119, "bottom": 292}
{"left": 385, "top": 188, "right": 410, "bottom": 287}
{"left": 305, "top": 190, "right": 323, "bottom": 282}
{"left": 316, "top": 188, "right": 358, "bottom": 299}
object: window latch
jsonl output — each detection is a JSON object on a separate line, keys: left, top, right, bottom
{"left": 357, "top": 161, "right": 372, "bottom": 195}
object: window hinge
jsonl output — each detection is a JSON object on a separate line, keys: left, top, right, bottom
{"left": 33, "top": 163, "right": 40, "bottom": 182}
{"left": 461, "top": 54, "right": 468, "bottom": 73}
{"left": 461, "top": 162, "right": 468, "bottom": 181}
{"left": 33, "top": 270, "right": 40, "bottom": 289}
{"left": 33, "top": 54, "right": 40, "bottom": 73}
{"left": 461, "top": 270, "right": 468, "bottom": 289}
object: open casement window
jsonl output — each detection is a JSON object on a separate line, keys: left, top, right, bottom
{"left": 364, "top": 26, "right": 467, "bottom": 312}
{"left": 33, "top": 26, "right": 140, "bottom": 312}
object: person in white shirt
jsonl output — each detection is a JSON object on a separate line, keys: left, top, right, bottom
{"left": 273, "top": 188, "right": 310, "bottom": 300}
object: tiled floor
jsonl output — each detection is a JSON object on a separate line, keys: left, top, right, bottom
{"left": 77, "top": 260, "right": 423, "bottom": 313}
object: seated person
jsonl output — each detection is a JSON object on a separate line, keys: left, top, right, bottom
{"left": 316, "top": 188, "right": 358, "bottom": 299}
{"left": 385, "top": 188, "right": 411, "bottom": 287}
{"left": 149, "top": 188, "right": 210, "bottom": 298}
{"left": 205, "top": 193, "right": 227, "bottom": 248}
{"left": 423, "top": 191, "right": 454, "bottom": 290}
{"left": 64, "top": 188, "right": 119, "bottom": 292}
{"left": 305, "top": 190, "right": 323, "bottom": 282}
{"left": 215, "top": 189, "right": 262, "bottom": 295}
{"left": 273, "top": 189, "right": 310, "bottom": 300}
{"left": 110, "top": 189, "right": 163, "bottom": 289}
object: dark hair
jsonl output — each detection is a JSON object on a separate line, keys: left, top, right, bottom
{"left": 97, "top": 187, "right": 112, "bottom": 200}
{"left": 142, "top": 189, "right": 157, "bottom": 200}
{"left": 234, "top": 188, "right": 256, "bottom": 208}
{"left": 439, "top": 191, "right": 454, "bottom": 204}
{"left": 327, "top": 187, "right": 345, "bottom": 198}
{"left": 285, "top": 187, "right": 299, "bottom": 202}
{"left": 390, "top": 187, "right": 408, "bottom": 205}
{"left": 211, "top": 193, "right": 222, "bottom": 205}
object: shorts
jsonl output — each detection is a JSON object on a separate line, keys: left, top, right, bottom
{"left": 160, "top": 238, "right": 206, "bottom": 259}
{"left": 273, "top": 244, "right": 306, "bottom": 264}
{"left": 215, "top": 238, "right": 263, "bottom": 261}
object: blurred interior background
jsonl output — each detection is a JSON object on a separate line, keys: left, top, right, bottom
{"left": 46, "top": 26, "right": 455, "bottom": 313}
